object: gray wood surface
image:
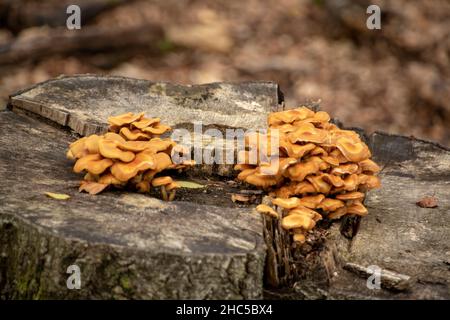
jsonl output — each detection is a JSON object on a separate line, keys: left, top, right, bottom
{"left": 1, "top": 75, "right": 448, "bottom": 299}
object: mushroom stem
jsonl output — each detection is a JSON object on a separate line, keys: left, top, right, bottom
{"left": 161, "top": 185, "right": 168, "bottom": 201}
{"left": 168, "top": 189, "right": 176, "bottom": 201}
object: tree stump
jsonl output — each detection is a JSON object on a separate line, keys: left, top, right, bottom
{"left": 1, "top": 75, "right": 448, "bottom": 299}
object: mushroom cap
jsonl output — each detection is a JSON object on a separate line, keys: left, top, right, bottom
{"left": 245, "top": 173, "right": 282, "bottom": 188}
{"left": 297, "top": 194, "right": 326, "bottom": 208}
{"left": 336, "top": 137, "right": 371, "bottom": 162}
{"left": 327, "top": 206, "right": 348, "bottom": 220}
{"left": 98, "top": 173, "right": 123, "bottom": 185}
{"left": 331, "top": 163, "right": 359, "bottom": 175}
{"left": 272, "top": 197, "right": 301, "bottom": 209}
{"left": 119, "top": 127, "right": 151, "bottom": 141}
{"left": 85, "top": 134, "right": 101, "bottom": 154}
{"left": 288, "top": 123, "right": 328, "bottom": 144}
{"left": 293, "top": 233, "right": 306, "bottom": 244}
{"left": 268, "top": 107, "right": 315, "bottom": 126}
{"left": 153, "top": 152, "right": 173, "bottom": 172}
{"left": 104, "top": 132, "right": 126, "bottom": 143}
{"left": 98, "top": 139, "right": 135, "bottom": 162}
{"left": 346, "top": 201, "right": 368, "bottom": 216}
{"left": 288, "top": 206, "right": 320, "bottom": 219}
{"left": 256, "top": 204, "right": 278, "bottom": 218}
{"left": 108, "top": 112, "right": 144, "bottom": 127}
{"left": 317, "top": 198, "right": 345, "bottom": 212}
{"left": 321, "top": 173, "right": 345, "bottom": 187}
{"left": 68, "top": 137, "right": 88, "bottom": 159}
{"left": 141, "top": 124, "right": 171, "bottom": 135}
{"left": 358, "top": 159, "right": 381, "bottom": 174}
{"left": 310, "top": 146, "right": 328, "bottom": 156}
{"left": 79, "top": 180, "right": 109, "bottom": 195}
{"left": 360, "top": 175, "right": 381, "bottom": 190}
{"left": 131, "top": 117, "right": 160, "bottom": 129}
{"left": 166, "top": 182, "right": 179, "bottom": 191}
{"left": 285, "top": 157, "right": 321, "bottom": 181}
{"left": 343, "top": 174, "right": 359, "bottom": 191}
{"left": 336, "top": 191, "right": 365, "bottom": 200}
{"left": 116, "top": 140, "right": 154, "bottom": 152}
{"left": 152, "top": 176, "right": 173, "bottom": 187}
{"left": 111, "top": 151, "right": 157, "bottom": 182}
{"left": 306, "top": 175, "right": 332, "bottom": 194}
{"left": 321, "top": 155, "right": 340, "bottom": 167}
{"left": 73, "top": 153, "right": 114, "bottom": 175}
{"left": 281, "top": 214, "right": 315, "bottom": 230}
{"left": 274, "top": 181, "right": 316, "bottom": 198}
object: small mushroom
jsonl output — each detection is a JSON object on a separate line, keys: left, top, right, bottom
{"left": 272, "top": 197, "right": 301, "bottom": 209}
{"left": 346, "top": 201, "right": 368, "bottom": 216}
{"left": 317, "top": 198, "right": 344, "bottom": 212}
{"left": 281, "top": 214, "right": 315, "bottom": 231}
{"left": 327, "top": 206, "right": 348, "bottom": 220}
{"left": 293, "top": 233, "right": 306, "bottom": 244}
{"left": 152, "top": 176, "right": 174, "bottom": 201}
{"left": 358, "top": 159, "right": 381, "bottom": 174}
{"left": 256, "top": 204, "right": 278, "bottom": 218}
{"left": 245, "top": 173, "right": 282, "bottom": 189}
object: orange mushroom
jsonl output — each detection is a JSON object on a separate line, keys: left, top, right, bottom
{"left": 73, "top": 154, "right": 113, "bottom": 175}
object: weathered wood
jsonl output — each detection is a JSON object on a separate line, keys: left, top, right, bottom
{"left": 9, "top": 75, "right": 280, "bottom": 135}
{"left": 1, "top": 75, "right": 449, "bottom": 300}
{"left": 266, "top": 132, "right": 450, "bottom": 299}
{"left": 0, "top": 77, "right": 281, "bottom": 299}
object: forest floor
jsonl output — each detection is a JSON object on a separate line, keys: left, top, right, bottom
{"left": 0, "top": 0, "right": 448, "bottom": 146}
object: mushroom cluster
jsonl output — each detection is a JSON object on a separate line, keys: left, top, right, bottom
{"left": 235, "top": 106, "right": 381, "bottom": 244}
{"left": 67, "top": 112, "right": 193, "bottom": 200}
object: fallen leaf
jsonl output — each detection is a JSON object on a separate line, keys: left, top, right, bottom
{"left": 45, "top": 192, "right": 70, "bottom": 200}
{"left": 416, "top": 196, "right": 438, "bottom": 208}
{"left": 177, "top": 180, "right": 205, "bottom": 189}
{"left": 231, "top": 194, "right": 251, "bottom": 203}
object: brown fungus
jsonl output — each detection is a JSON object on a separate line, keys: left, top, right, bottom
{"left": 235, "top": 106, "right": 381, "bottom": 244}
{"left": 68, "top": 112, "right": 193, "bottom": 200}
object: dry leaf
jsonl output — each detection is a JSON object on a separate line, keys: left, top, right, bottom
{"left": 45, "top": 192, "right": 70, "bottom": 200}
{"left": 177, "top": 180, "right": 205, "bottom": 189}
{"left": 416, "top": 196, "right": 438, "bottom": 208}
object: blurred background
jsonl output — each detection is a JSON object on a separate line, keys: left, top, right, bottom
{"left": 0, "top": 0, "right": 449, "bottom": 145}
